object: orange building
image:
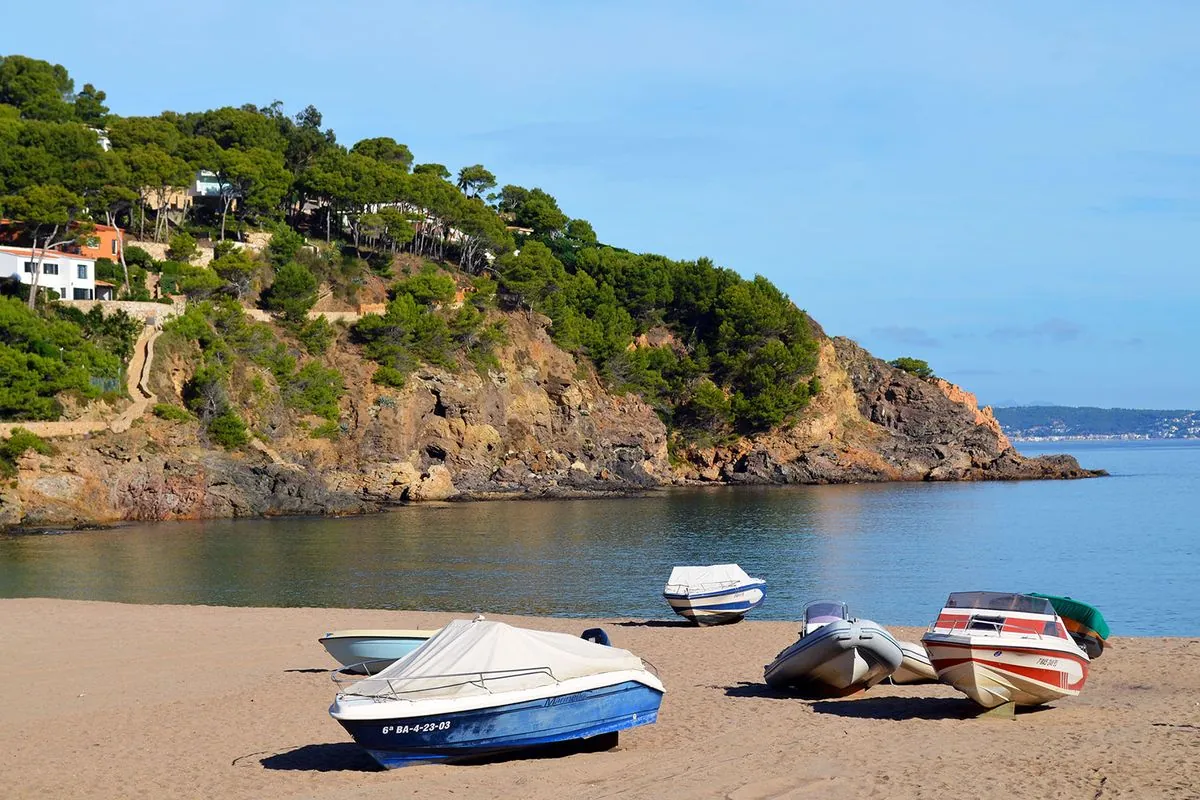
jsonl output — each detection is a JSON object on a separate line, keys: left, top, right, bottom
{"left": 0, "top": 220, "right": 125, "bottom": 261}
{"left": 71, "top": 223, "right": 125, "bottom": 261}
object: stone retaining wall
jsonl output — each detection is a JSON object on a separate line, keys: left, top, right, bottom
{"left": 60, "top": 298, "right": 186, "bottom": 323}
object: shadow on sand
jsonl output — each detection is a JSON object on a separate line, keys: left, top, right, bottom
{"left": 722, "top": 682, "right": 805, "bottom": 700}
{"left": 614, "top": 619, "right": 695, "bottom": 628}
{"left": 283, "top": 667, "right": 330, "bottom": 674}
{"left": 257, "top": 733, "right": 622, "bottom": 771}
{"left": 810, "top": 696, "right": 1053, "bottom": 721}
{"left": 259, "top": 743, "right": 383, "bottom": 772}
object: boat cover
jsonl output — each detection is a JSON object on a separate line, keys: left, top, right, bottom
{"left": 343, "top": 619, "right": 646, "bottom": 700}
{"left": 1029, "top": 593, "right": 1111, "bottom": 639}
{"left": 665, "top": 564, "right": 755, "bottom": 593}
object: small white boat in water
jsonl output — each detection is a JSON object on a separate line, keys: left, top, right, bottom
{"left": 663, "top": 564, "right": 766, "bottom": 625}
{"left": 891, "top": 640, "right": 937, "bottom": 684}
{"left": 319, "top": 629, "right": 439, "bottom": 674}
{"left": 921, "top": 591, "right": 1090, "bottom": 709}
{"left": 764, "top": 601, "right": 902, "bottom": 695}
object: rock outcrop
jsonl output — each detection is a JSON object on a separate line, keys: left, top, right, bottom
{"left": 673, "top": 337, "right": 1103, "bottom": 485}
{"left": 0, "top": 318, "right": 1101, "bottom": 530}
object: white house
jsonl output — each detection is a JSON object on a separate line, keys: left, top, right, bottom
{"left": 0, "top": 247, "right": 114, "bottom": 300}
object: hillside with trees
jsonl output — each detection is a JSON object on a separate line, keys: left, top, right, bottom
{"left": 0, "top": 53, "right": 821, "bottom": 443}
{"left": 0, "top": 53, "right": 1098, "bottom": 528}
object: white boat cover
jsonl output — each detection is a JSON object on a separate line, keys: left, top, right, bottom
{"left": 343, "top": 619, "right": 646, "bottom": 700}
{"left": 665, "top": 563, "right": 755, "bottom": 593}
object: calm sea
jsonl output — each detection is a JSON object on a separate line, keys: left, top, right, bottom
{"left": 1, "top": 440, "right": 1196, "bottom": 635}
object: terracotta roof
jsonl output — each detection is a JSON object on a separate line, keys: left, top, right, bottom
{"left": 0, "top": 219, "right": 123, "bottom": 234}
{"left": 94, "top": 280, "right": 116, "bottom": 286}
{"left": 0, "top": 246, "right": 96, "bottom": 261}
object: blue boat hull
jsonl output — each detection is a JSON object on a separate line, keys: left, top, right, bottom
{"left": 335, "top": 680, "right": 663, "bottom": 768}
{"left": 664, "top": 582, "right": 767, "bottom": 625}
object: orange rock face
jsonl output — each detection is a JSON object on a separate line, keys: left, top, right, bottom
{"left": 932, "top": 378, "right": 1012, "bottom": 452}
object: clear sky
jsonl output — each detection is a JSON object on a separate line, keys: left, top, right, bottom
{"left": 5, "top": 1, "right": 1198, "bottom": 408}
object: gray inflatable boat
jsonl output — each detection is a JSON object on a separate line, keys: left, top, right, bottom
{"left": 764, "top": 601, "right": 903, "bottom": 695}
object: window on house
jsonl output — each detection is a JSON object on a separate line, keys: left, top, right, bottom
{"left": 43, "top": 263, "right": 59, "bottom": 276}
{"left": 78, "top": 264, "right": 88, "bottom": 279}
{"left": 24, "top": 261, "right": 35, "bottom": 273}
{"left": 111, "top": 239, "right": 117, "bottom": 254}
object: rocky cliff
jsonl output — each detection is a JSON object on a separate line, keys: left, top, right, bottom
{"left": 673, "top": 337, "right": 1101, "bottom": 484}
{"left": 0, "top": 316, "right": 1101, "bottom": 529}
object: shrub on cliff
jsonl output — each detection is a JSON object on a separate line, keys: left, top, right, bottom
{"left": 282, "top": 361, "right": 344, "bottom": 421}
{"left": 889, "top": 357, "right": 935, "bottom": 379}
{"left": 354, "top": 269, "right": 504, "bottom": 380}
{"left": 261, "top": 262, "right": 318, "bottom": 324}
{"left": 167, "top": 232, "right": 199, "bottom": 263}
{"left": 152, "top": 403, "right": 193, "bottom": 422}
{"left": 296, "top": 316, "right": 335, "bottom": 355}
{"left": 207, "top": 409, "right": 249, "bottom": 448}
{"left": 0, "top": 427, "right": 53, "bottom": 477}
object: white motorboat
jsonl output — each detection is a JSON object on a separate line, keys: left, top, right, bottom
{"left": 891, "top": 640, "right": 937, "bottom": 684}
{"left": 921, "top": 591, "right": 1090, "bottom": 709}
{"left": 319, "top": 629, "right": 439, "bottom": 674}
{"left": 662, "top": 564, "right": 766, "bottom": 625}
{"left": 329, "top": 619, "right": 664, "bottom": 768}
{"left": 764, "top": 601, "right": 903, "bottom": 695}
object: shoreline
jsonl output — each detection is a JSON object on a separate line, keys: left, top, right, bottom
{"left": 1, "top": 464, "right": 1109, "bottom": 535}
{"left": 2, "top": 598, "right": 1195, "bottom": 799}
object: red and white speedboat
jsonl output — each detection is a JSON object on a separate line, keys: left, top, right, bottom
{"left": 921, "top": 591, "right": 1090, "bottom": 709}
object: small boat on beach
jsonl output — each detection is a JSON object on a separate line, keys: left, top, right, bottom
{"left": 319, "top": 629, "right": 438, "bottom": 674}
{"left": 1028, "top": 593, "right": 1110, "bottom": 659}
{"left": 922, "top": 591, "right": 1090, "bottom": 709}
{"left": 329, "top": 618, "right": 664, "bottom": 768}
{"left": 764, "top": 601, "right": 903, "bottom": 695}
{"left": 662, "top": 564, "right": 766, "bottom": 625}
{"left": 891, "top": 639, "right": 937, "bottom": 684}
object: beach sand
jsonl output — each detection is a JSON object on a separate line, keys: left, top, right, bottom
{"left": 1, "top": 599, "right": 1197, "bottom": 799}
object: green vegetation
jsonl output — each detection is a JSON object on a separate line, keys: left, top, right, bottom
{"left": 354, "top": 265, "right": 507, "bottom": 382}
{"left": 152, "top": 403, "right": 193, "bottom": 422}
{"left": 261, "top": 262, "right": 317, "bottom": 323}
{"left": 0, "top": 52, "right": 825, "bottom": 439}
{"left": 163, "top": 299, "right": 345, "bottom": 444}
{"left": 889, "top": 357, "right": 935, "bottom": 379}
{"left": 207, "top": 409, "right": 250, "bottom": 448}
{"left": 492, "top": 245, "right": 819, "bottom": 433}
{"left": 0, "top": 427, "right": 53, "bottom": 477}
{"left": 0, "top": 297, "right": 133, "bottom": 419}
{"left": 166, "top": 231, "right": 198, "bottom": 262}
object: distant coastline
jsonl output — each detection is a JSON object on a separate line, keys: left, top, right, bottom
{"left": 1013, "top": 434, "right": 1200, "bottom": 442}
{"left": 995, "top": 405, "right": 1200, "bottom": 440}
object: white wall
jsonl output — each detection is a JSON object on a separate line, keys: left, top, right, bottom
{"left": 0, "top": 250, "right": 98, "bottom": 300}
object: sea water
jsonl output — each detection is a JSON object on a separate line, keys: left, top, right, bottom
{"left": 1, "top": 440, "right": 1196, "bottom": 635}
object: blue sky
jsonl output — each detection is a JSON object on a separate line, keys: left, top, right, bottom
{"left": 5, "top": 1, "right": 1198, "bottom": 407}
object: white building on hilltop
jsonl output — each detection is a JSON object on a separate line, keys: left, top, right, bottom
{"left": 0, "top": 247, "right": 114, "bottom": 300}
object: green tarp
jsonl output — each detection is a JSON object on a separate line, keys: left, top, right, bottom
{"left": 1029, "top": 593, "right": 1111, "bottom": 639}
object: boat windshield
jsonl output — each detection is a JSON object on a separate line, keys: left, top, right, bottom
{"left": 944, "top": 592, "right": 1055, "bottom": 615}
{"left": 803, "top": 601, "right": 848, "bottom": 626}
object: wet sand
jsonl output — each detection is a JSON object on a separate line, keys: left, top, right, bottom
{"left": 1, "top": 599, "right": 1197, "bottom": 799}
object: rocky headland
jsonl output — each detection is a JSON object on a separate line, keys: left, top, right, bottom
{"left": 0, "top": 312, "right": 1103, "bottom": 530}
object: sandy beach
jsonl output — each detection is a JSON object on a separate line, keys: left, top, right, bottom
{"left": 1, "top": 599, "right": 1197, "bottom": 799}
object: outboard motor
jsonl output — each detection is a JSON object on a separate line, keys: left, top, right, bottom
{"left": 580, "top": 628, "right": 610, "bottom": 646}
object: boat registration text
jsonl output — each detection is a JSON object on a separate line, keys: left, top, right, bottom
{"left": 381, "top": 721, "right": 452, "bottom": 735}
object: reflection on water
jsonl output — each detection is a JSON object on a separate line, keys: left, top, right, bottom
{"left": 2, "top": 440, "right": 1197, "bottom": 635}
